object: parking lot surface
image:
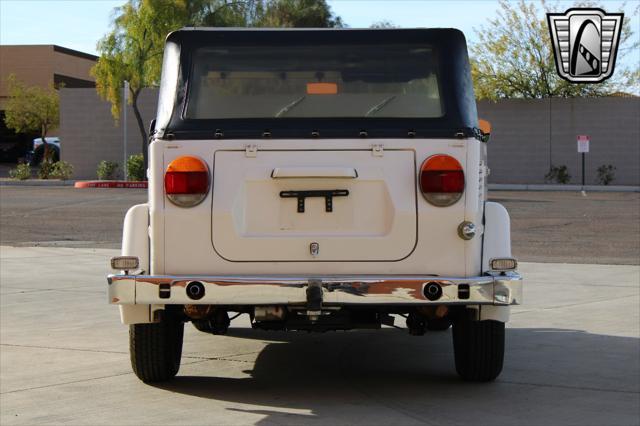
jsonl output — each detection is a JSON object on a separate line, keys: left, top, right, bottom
{"left": 491, "top": 191, "right": 640, "bottom": 265}
{"left": 0, "top": 246, "right": 638, "bottom": 425}
{"left": 1, "top": 186, "right": 638, "bottom": 264}
{"left": 0, "top": 187, "right": 144, "bottom": 249}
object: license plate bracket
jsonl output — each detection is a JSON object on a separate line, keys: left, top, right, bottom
{"left": 280, "top": 189, "right": 349, "bottom": 213}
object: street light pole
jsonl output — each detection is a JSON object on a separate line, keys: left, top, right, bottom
{"left": 123, "top": 80, "right": 129, "bottom": 181}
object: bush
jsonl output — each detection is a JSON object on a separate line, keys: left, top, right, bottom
{"left": 38, "top": 159, "right": 54, "bottom": 179}
{"left": 49, "top": 161, "right": 74, "bottom": 180}
{"left": 9, "top": 163, "right": 31, "bottom": 180}
{"left": 126, "top": 154, "right": 145, "bottom": 181}
{"left": 596, "top": 164, "right": 616, "bottom": 185}
{"left": 97, "top": 160, "right": 119, "bottom": 180}
{"left": 544, "top": 165, "right": 571, "bottom": 184}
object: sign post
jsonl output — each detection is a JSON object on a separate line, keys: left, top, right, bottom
{"left": 123, "top": 80, "right": 129, "bottom": 181}
{"left": 577, "top": 135, "right": 589, "bottom": 187}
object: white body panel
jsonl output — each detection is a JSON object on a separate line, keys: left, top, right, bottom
{"left": 118, "top": 203, "right": 151, "bottom": 324}
{"left": 148, "top": 137, "right": 484, "bottom": 277}
{"left": 121, "top": 204, "right": 149, "bottom": 272}
{"left": 212, "top": 149, "right": 416, "bottom": 262}
{"left": 482, "top": 201, "right": 512, "bottom": 272}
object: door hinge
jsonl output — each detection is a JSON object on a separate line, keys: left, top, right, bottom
{"left": 479, "top": 161, "right": 491, "bottom": 177}
{"left": 245, "top": 145, "right": 258, "bottom": 157}
{"left": 372, "top": 144, "right": 384, "bottom": 157}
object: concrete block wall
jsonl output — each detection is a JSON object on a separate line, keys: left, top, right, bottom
{"left": 61, "top": 88, "right": 640, "bottom": 185}
{"left": 477, "top": 99, "right": 551, "bottom": 184}
{"left": 549, "top": 98, "right": 640, "bottom": 186}
{"left": 60, "top": 88, "right": 157, "bottom": 179}
{"left": 478, "top": 98, "right": 640, "bottom": 185}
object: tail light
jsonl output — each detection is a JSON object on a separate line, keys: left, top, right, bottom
{"left": 165, "top": 156, "right": 209, "bottom": 207}
{"left": 419, "top": 154, "right": 464, "bottom": 207}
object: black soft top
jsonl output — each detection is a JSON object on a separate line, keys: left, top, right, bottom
{"left": 155, "top": 27, "right": 479, "bottom": 140}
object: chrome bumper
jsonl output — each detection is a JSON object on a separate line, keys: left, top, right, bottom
{"left": 107, "top": 272, "right": 522, "bottom": 306}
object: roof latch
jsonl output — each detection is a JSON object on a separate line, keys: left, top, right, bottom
{"left": 372, "top": 144, "right": 384, "bottom": 157}
{"left": 245, "top": 145, "right": 258, "bottom": 158}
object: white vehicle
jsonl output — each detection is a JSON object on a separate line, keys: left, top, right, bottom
{"left": 108, "top": 28, "right": 522, "bottom": 383}
{"left": 29, "top": 137, "right": 60, "bottom": 165}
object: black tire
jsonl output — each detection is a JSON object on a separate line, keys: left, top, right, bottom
{"left": 130, "top": 321, "right": 184, "bottom": 383}
{"left": 452, "top": 318, "right": 504, "bottom": 382}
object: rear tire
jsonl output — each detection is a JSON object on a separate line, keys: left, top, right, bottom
{"left": 130, "top": 321, "right": 184, "bottom": 383}
{"left": 452, "top": 318, "right": 504, "bottom": 381}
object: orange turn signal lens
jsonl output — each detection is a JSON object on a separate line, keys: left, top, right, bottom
{"left": 166, "top": 156, "right": 208, "bottom": 173}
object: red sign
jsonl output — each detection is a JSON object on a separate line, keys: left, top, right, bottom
{"left": 74, "top": 181, "right": 148, "bottom": 189}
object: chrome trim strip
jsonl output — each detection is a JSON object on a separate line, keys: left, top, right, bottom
{"left": 108, "top": 272, "right": 522, "bottom": 306}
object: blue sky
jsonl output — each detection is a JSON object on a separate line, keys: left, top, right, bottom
{"left": 0, "top": 0, "right": 637, "bottom": 58}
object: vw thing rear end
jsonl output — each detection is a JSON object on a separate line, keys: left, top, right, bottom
{"left": 108, "top": 28, "right": 522, "bottom": 383}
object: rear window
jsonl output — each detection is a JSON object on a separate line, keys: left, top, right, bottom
{"left": 185, "top": 44, "right": 443, "bottom": 120}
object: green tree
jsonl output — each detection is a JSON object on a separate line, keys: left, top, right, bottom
{"left": 370, "top": 20, "right": 397, "bottom": 29}
{"left": 471, "top": 0, "right": 639, "bottom": 99}
{"left": 94, "top": 0, "right": 343, "bottom": 169}
{"left": 254, "top": 0, "right": 343, "bottom": 27}
{"left": 3, "top": 75, "right": 59, "bottom": 162}
{"left": 92, "top": 0, "right": 186, "bottom": 169}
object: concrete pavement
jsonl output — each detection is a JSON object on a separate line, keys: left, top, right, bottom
{"left": 1, "top": 246, "right": 639, "bottom": 425}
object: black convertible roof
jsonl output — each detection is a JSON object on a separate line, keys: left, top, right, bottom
{"left": 155, "top": 28, "right": 479, "bottom": 140}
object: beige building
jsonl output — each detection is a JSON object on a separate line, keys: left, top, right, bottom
{"left": 0, "top": 45, "right": 97, "bottom": 161}
{"left": 0, "top": 45, "right": 97, "bottom": 106}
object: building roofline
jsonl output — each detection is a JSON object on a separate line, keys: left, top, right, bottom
{"left": 0, "top": 44, "right": 98, "bottom": 61}
{"left": 53, "top": 45, "right": 98, "bottom": 61}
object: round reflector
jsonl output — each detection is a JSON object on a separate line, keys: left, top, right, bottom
{"left": 419, "top": 155, "right": 464, "bottom": 207}
{"left": 165, "top": 156, "right": 209, "bottom": 207}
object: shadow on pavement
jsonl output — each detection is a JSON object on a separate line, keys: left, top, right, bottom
{"left": 153, "top": 327, "right": 640, "bottom": 425}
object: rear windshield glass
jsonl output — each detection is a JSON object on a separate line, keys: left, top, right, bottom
{"left": 185, "top": 44, "right": 443, "bottom": 119}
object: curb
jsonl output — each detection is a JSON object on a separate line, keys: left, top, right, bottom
{"left": 0, "top": 179, "right": 75, "bottom": 187}
{"left": 488, "top": 184, "right": 640, "bottom": 192}
{"left": 74, "top": 181, "right": 148, "bottom": 189}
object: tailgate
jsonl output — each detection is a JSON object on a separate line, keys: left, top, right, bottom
{"left": 211, "top": 150, "right": 417, "bottom": 262}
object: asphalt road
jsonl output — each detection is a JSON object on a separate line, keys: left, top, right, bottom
{"left": 1, "top": 246, "right": 638, "bottom": 425}
{"left": 0, "top": 187, "right": 144, "bottom": 249}
{"left": 1, "top": 186, "right": 638, "bottom": 264}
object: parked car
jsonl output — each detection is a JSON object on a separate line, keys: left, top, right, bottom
{"left": 108, "top": 28, "right": 522, "bottom": 383}
{"left": 26, "top": 137, "right": 60, "bottom": 165}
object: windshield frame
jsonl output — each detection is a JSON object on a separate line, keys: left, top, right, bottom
{"left": 159, "top": 28, "right": 478, "bottom": 140}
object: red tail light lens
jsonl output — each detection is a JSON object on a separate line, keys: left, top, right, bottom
{"left": 419, "top": 155, "right": 464, "bottom": 207}
{"left": 165, "top": 156, "right": 209, "bottom": 207}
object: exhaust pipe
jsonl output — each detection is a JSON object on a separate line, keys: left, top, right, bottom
{"left": 423, "top": 282, "right": 442, "bottom": 301}
{"left": 186, "top": 281, "right": 205, "bottom": 300}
